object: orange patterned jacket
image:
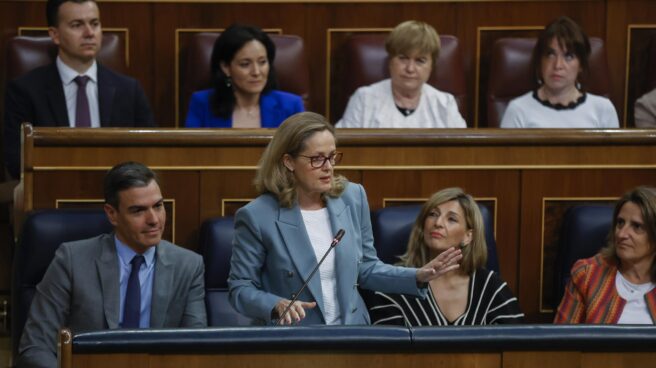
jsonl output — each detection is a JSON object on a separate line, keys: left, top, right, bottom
{"left": 554, "top": 254, "right": 656, "bottom": 324}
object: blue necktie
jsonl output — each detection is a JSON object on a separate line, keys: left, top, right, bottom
{"left": 122, "top": 255, "right": 145, "bottom": 328}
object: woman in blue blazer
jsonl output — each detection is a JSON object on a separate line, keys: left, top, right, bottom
{"left": 228, "top": 112, "right": 462, "bottom": 325}
{"left": 185, "top": 24, "right": 304, "bottom": 128}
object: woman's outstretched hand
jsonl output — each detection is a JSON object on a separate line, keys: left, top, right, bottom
{"left": 416, "top": 247, "right": 463, "bottom": 283}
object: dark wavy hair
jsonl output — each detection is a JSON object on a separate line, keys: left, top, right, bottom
{"left": 104, "top": 161, "right": 158, "bottom": 209}
{"left": 210, "top": 24, "right": 278, "bottom": 119}
{"left": 531, "top": 16, "right": 591, "bottom": 91}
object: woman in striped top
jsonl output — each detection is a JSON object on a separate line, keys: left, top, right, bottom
{"left": 368, "top": 188, "right": 524, "bottom": 326}
{"left": 555, "top": 187, "right": 656, "bottom": 324}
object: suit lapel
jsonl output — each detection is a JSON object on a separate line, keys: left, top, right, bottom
{"left": 96, "top": 235, "right": 120, "bottom": 329}
{"left": 150, "top": 242, "right": 172, "bottom": 327}
{"left": 326, "top": 195, "right": 357, "bottom": 323}
{"left": 46, "top": 64, "right": 70, "bottom": 126}
{"left": 97, "top": 65, "right": 115, "bottom": 124}
{"left": 276, "top": 205, "right": 326, "bottom": 318}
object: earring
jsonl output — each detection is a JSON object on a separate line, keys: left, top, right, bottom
{"left": 225, "top": 76, "right": 232, "bottom": 88}
{"left": 459, "top": 241, "right": 467, "bottom": 249}
{"left": 537, "top": 78, "right": 543, "bottom": 86}
{"left": 576, "top": 81, "right": 581, "bottom": 90}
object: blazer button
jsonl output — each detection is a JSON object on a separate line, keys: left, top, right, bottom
{"left": 287, "top": 271, "right": 294, "bottom": 277}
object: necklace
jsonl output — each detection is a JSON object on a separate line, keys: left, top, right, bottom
{"left": 396, "top": 104, "right": 415, "bottom": 116}
{"left": 244, "top": 106, "right": 259, "bottom": 117}
{"left": 617, "top": 272, "right": 652, "bottom": 294}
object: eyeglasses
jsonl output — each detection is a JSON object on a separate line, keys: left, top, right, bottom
{"left": 297, "top": 152, "right": 343, "bottom": 168}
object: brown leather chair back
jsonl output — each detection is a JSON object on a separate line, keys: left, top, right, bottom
{"left": 6, "top": 34, "right": 127, "bottom": 81}
{"left": 487, "top": 37, "right": 610, "bottom": 127}
{"left": 180, "top": 33, "right": 310, "bottom": 123}
{"left": 335, "top": 34, "right": 467, "bottom": 122}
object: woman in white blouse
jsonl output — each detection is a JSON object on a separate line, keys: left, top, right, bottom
{"left": 228, "top": 112, "right": 462, "bottom": 325}
{"left": 501, "top": 16, "right": 619, "bottom": 128}
{"left": 336, "top": 21, "right": 466, "bottom": 128}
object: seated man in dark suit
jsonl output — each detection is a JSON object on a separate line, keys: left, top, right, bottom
{"left": 17, "top": 162, "right": 207, "bottom": 368}
{"left": 3, "top": 0, "right": 154, "bottom": 180}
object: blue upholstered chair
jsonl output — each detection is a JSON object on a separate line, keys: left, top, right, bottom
{"left": 553, "top": 204, "right": 614, "bottom": 308}
{"left": 198, "top": 216, "right": 253, "bottom": 326}
{"left": 11, "top": 209, "right": 113, "bottom": 359}
{"left": 370, "top": 203, "right": 500, "bottom": 272}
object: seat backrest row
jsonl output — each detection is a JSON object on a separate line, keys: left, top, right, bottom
{"left": 7, "top": 35, "right": 618, "bottom": 126}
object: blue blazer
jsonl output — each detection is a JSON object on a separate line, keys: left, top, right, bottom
{"left": 185, "top": 89, "right": 304, "bottom": 128}
{"left": 228, "top": 182, "right": 424, "bottom": 325}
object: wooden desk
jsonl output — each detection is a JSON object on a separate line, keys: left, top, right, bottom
{"left": 58, "top": 326, "right": 656, "bottom": 368}
{"left": 19, "top": 126, "right": 656, "bottom": 321}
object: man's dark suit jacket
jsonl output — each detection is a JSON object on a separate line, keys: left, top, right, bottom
{"left": 3, "top": 62, "right": 155, "bottom": 179}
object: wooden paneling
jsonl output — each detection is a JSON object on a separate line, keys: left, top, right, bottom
{"left": 66, "top": 350, "right": 656, "bottom": 368}
{"left": 17, "top": 127, "right": 656, "bottom": 321}
{"left": 1, "top": 1, "right": 656, "bottom": 127}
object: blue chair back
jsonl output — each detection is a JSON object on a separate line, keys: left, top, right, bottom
{"left": 11, "top": 209, "right": 112, "bottom": 359}
{"left": 371, "top": 203, "right": 499, "bottom": 272}
{"left": 554, "top": 204, "right": 614, "bottom": 307}
{"left": 198, "top": 216, "right": 253, "bottom": 326}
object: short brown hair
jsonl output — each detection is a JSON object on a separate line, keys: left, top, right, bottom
{"left": 601, "top": 186, "right": 656, "bottom": 282}
{"left": 532, "top": 16, "right": 591, "bottom": 89}
{"left": 399, "top": 187, "right": 487, "bottom": 275}
{"left": 254, "top": 112, "right": 346, "bottom": 208}
{"left": 385, "top": 20, "right": 441, "bottom": 66}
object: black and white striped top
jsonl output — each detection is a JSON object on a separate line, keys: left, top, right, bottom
{"left": 367, "top": 269, "right": 524, "bottom": 326}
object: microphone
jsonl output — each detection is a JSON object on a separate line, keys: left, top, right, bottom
{"left": 275, "top": 229, "right": 345, "bottom": 326}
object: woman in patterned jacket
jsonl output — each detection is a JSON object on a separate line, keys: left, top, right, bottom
{"left": 555, "top": 187, "right": 656, "bottom": 324}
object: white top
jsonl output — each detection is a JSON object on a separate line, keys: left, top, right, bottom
{"left": 336, "top": 79, "right": 466, "bottom": 128}
{"left": 500, "top": 91, "right": 619, "bottom": 128}
{"left": 56, "top": 56, "right": 100, "bottom": 128}
{"left": 615, "top": 271, "right": 655, "bottom": 324}
{"left": 301, "top": 208, "right": 341, "bottom": 324}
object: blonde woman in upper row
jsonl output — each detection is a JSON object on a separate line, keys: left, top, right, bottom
{"left": 336, "top": 21, "right": 466, "bottom": 128}
{"left": 501, "top": 16, "right": 619, "bottom": 128}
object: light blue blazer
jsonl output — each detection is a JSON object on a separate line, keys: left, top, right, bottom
{"left": 228, "top": 182, "right": 424, "bottom": 325}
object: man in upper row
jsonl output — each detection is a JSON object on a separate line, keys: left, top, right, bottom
{"left": 3, "top": 0, "right": 154, "bottom": 180}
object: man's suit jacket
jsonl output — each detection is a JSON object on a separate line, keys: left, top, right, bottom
{"left": 17, "top": 234, "right": 206, "bottom": 368}
{"left": 184, "top": 88, "right": 304, "bottom": 128}
{"left": 228, "top": 181, "right": 424, "bottom": 325}
{"left": 3, "top": 62, "right": 155, "bottom": 179}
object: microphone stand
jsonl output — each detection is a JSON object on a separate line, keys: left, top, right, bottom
{"left": 275, "top": 229, "right": 345, "bottom": 326}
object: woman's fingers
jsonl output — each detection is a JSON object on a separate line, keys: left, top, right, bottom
{"left": 276, "top": 299, "right": 317, "bottom": 324}
{"left": 416, "top": 247, "right": 463, "bottom": 282}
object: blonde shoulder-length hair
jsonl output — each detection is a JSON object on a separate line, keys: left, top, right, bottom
{"left": 254, "top": 112, "right": 347, "bottom": 208}
{"left": 398, "top": 187, "right": 487, "bottom": 275}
